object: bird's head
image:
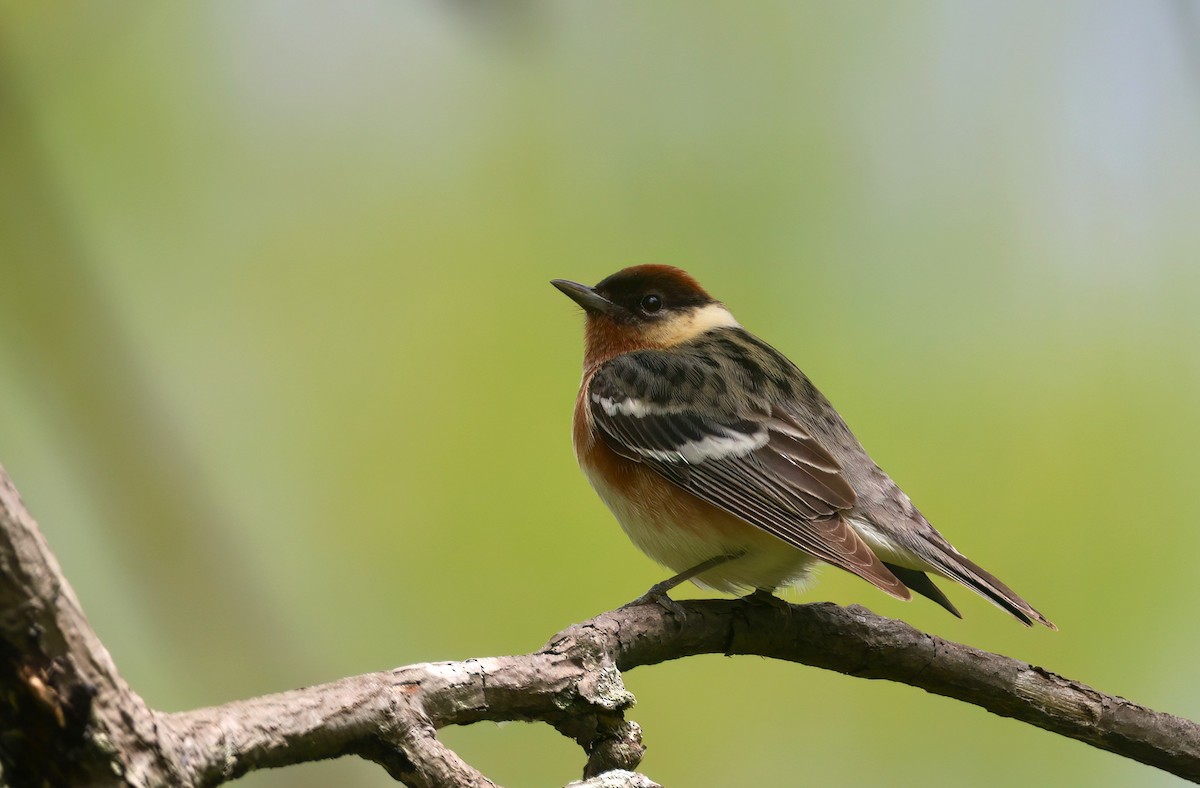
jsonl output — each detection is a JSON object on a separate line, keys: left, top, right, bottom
{"left": 552, "top": 265, "right": 739, "bottom": 367}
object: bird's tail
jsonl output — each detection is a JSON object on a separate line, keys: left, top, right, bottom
{"left": 934, "top": 551, "right": 1056, "bottom": 629}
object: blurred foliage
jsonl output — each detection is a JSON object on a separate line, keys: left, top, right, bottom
{"left": 1, "top": 2, "right": 1199, "bottom": 786}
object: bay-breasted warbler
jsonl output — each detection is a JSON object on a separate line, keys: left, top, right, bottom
{"left": 553, "top": 264, "right": 1053, "bottom": 627}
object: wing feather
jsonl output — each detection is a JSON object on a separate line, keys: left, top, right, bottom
{"left": 589, "top": 352, "right": 909, "bottom": 599}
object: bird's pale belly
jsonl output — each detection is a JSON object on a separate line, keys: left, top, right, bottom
{"left": 581, "top": 449, "right": 819, "bottom": 594}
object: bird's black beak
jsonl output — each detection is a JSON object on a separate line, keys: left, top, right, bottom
{"left": 551, "top": 279, "right": 618, "bottom": 315}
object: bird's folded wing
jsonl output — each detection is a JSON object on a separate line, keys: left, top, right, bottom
{"left": 588, "top": 354, "right": 909, "bottom": 599}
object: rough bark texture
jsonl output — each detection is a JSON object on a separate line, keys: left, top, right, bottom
{"left": 1, "top": 464, "right": 1198, "bottom": 787}
{"left": 0, "top": 472, "right": 182, "bottom": 785}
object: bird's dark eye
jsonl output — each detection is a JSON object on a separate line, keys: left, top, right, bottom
{"left": 641, "top": 294, "right": 663, "bottom": 313}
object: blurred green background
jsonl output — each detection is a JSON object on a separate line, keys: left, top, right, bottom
{"left": 2, "top": 2, "right": 1199, "bottom": 786}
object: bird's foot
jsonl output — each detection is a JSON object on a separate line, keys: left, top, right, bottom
{"left": 621, "top": 553, "right": 746, "bottom": 620}
{"left": 740, "top": 588, "right": 793, "bottom": 615}
{"left": 624, "top": 583, "right": 689, "bottom": 620}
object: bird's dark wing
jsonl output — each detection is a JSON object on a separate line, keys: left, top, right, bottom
{"left": 588, "top": 351, "right": 910, "bottom": 600}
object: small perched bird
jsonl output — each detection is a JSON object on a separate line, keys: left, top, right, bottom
{"left": 553, "top": 265, "right": 1053, "bottom": 627}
